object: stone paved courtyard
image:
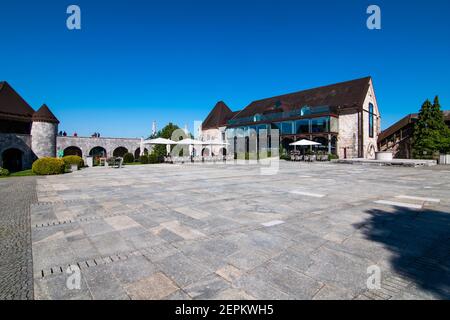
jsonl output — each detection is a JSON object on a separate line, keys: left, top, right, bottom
{"left": 13, "top": 162, "right": 450, "bottom": 299}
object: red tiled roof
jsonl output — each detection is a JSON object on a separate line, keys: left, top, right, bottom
{"left": 0, "top": 81, "right": 35, "bottom": 121}
{"left": 231, "top": 76, "right": 372, "bottom": 120}
{"left": 202, "top": 101, "right": 237, "bottom": 130}
{"left": 32, "top": 104, "right": 59, "bottom": 124}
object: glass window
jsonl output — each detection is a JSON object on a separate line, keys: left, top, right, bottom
{"left": 311, "top": 117, "right": 330, "bottom": 133}
{"left": 280, "top": 121, "right": 294, "bottom": 135}
{"left": 295, "top": 119, "right": 310, "bottom": 134}
{"left": 369, "top": 103, "right": 374, "bottom": 138}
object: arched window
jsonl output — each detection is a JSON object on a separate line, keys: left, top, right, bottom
{"left": 369, "top": 103, "right": 375, "bottom": 138}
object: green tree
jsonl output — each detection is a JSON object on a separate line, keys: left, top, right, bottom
{"left": 151, "top": 122, "right": 181, "bottom": 160}
{"left": 412, "top": 96, "right": 450, "bottom": 158}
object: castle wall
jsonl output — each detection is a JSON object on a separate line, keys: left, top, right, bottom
{"left": 0, "top": 133, "right": 34, "bottom": 169}
{"left": 57, "top": 136, "right": 145, "bottom": 160}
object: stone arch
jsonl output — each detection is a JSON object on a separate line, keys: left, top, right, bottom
{"left": 134, "top": 147, "right": 148, "bottom": 159}
{"left": 218, "top": 147, "right": 227, "bottom": 156}
{"left": 89, "top": 146, "right": 107, "bottom": 158}
{"left": 202, "top": 147, "right": 211, "bottom": 156}
{"left": 63, "top": 146, "right": 83, "bottom": 157}
{"left": 113, "top": 146, "right": 128, "bottom": 157}
{"left": 2, "top": 148, "right": 23, "bottom": 172}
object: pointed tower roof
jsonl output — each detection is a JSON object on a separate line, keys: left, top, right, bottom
{"left": 0, "top": 81, "right": 35, "bottom": 121}
{"left": 32, "top": 104, "right": 59, "bottom": 124}
{"left": 202, "top": 101, "right": 236, "bottom": 130}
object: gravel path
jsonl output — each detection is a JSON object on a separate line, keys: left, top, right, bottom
{"left": 0, "top": 176, "right": 37, "bottom": 300}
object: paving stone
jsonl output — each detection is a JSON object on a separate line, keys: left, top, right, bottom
{"left": 183, "top": 274, "right": 230, "bottom": 299}
{"left": 124, "top": 272, "right": 178, "bottom": 300}
{"left": 25, "top": 162, "right": 450, "bottom": 300}
{"left": 156, "top": 252, "right": 212, "bottom": 287}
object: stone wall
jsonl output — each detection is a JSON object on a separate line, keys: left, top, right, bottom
{"left": 0, "top": 133, "right": 34, "bottom": 169}
{"left": 337, "top": 113, "right": 359, "bottom": 159}
{"left": 57, "top": 136, "right": 145, "bottom": 160}
{"left": 30, "top": 122, "right": 57, "bottom": 158}
{"left": 361, "top": 80, "right": 381, "bottom": 159}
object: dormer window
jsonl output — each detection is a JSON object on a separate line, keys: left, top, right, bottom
{"left": 301, "top": 106, "right": 311, "bottom": 116}
{"left": 253, "top": 114, "right": 262, "bottom": 122}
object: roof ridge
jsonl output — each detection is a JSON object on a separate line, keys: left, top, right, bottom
{"left": 251, "top": 76, "right": 372, "bottom": 104}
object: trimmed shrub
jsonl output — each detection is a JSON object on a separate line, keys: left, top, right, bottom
{"left": 0, "top": 167, "right": 10, "bottom": 176}
{"left": 62, "top": 155, "right": 84, "bottom": 169}
{"left": 140, "top": 155, "right": 149, "bottom": 164}
{"left": 328, "top": 153, "right": 339, "bottom": 161}
{"left": 148, "top": 153, "right": 160, "bottom": 164}
{"left": 123, "top": 153, "right": 134, "bottom": 163}
{"left": 32, "top": 157, "right": 65, "bottom": 175}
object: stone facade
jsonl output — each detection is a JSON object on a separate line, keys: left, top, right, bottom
{"left": 361, "top": 81, "right": 381, "bottom": 159}
{"left": 0, "top": 133, "right": 35, "bottom": 169}
{"left": 57, "top": 136, "right": 147, "bottom": 160}
{"left": 337, "top": 113, "right": 359, "bottom": 159}
{"left": 201, "top": 78, "right": 381, "bottom": 159}
{"left": 198, "top": 127, "right": 227, "bottom": 155}
{"left": 30, "top": 121, "right": 58, "bottom": 159}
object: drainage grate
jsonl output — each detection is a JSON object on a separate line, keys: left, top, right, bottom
{"left": 37, "top": 243, "right": 178, "bottom": 279}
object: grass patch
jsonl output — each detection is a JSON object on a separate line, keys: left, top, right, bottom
{"left": 125, "top": 162, "right": 143, "bottom": 165}
{"left": 0, "top": 169, "right": 36, "bottom": 178}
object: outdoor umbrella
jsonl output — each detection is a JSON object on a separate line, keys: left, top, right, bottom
{"left": 289, "top": 139, "right": 321, "bottom": 146}
{"left": 143, "top": 137, "right": 177, "bottom": 155}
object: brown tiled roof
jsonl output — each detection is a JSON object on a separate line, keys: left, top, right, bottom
{"left": 32, "top": 104, "right": 59, "bottom": 124}
{"left": 231, "top": 76, "right": 372, "bottom": 120}
{"left": 0, "top": 81, "right": 35, "bottom": 121}
{"left": 202, "top": 101, "right": 237, "bottom": 130}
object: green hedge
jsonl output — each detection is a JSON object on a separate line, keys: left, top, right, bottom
{"left": 148, "top": 153, "right": 160, "bottom": 164}
{"left": 123, "top": 153, "right": 134, "bottom": 163}
{"left": 32, "top": 157, "right": 65, "bottom": 175}
{"left": 0, "top": 167, "right": 10, "bottom": 176}
{"left": 62, "top": 155, "right": 84, "bottom": 169}
{"left": 139, "top": 155, "right": 149, "bottom": 164}
{"left": 328, "top": 153, "right": 339, "bottom": 161}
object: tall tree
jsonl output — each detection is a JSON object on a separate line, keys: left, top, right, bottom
{"left": 412, "top": 96, "right": 449, "bottom": 158}
{"left": 151, "top": 123, "right": 181, "bottom": 160}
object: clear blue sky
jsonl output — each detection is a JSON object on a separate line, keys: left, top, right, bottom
{"left": 1, "top": 0, "right": 449, "bottom": 137}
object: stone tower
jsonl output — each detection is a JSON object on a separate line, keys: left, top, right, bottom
{"left": 31, "top": 104, "right": 59, "bottom": 158}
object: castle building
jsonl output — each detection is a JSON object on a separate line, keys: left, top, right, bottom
{"left": 0, "top": 82, "right": 59, "bottom": 172}
{"left": 200, "top": 77, "right": 381, "bottom": 159}
{"left": 378, "top": 111, "right": 450, "bottom": 158}
{"left": 1, "top": 82, "right": 145, "bottom": 171}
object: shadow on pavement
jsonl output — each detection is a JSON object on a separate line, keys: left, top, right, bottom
{"left": 356, "top": 207, "right": 450, "bottom": 299}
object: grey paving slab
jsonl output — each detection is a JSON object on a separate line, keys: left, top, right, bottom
{"left": 24, "top": 162, "right": 450, "bottom": 300}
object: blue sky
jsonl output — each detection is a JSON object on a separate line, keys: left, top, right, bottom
{"left": 1, "top": 0, "right": 449, "bottom": 138}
